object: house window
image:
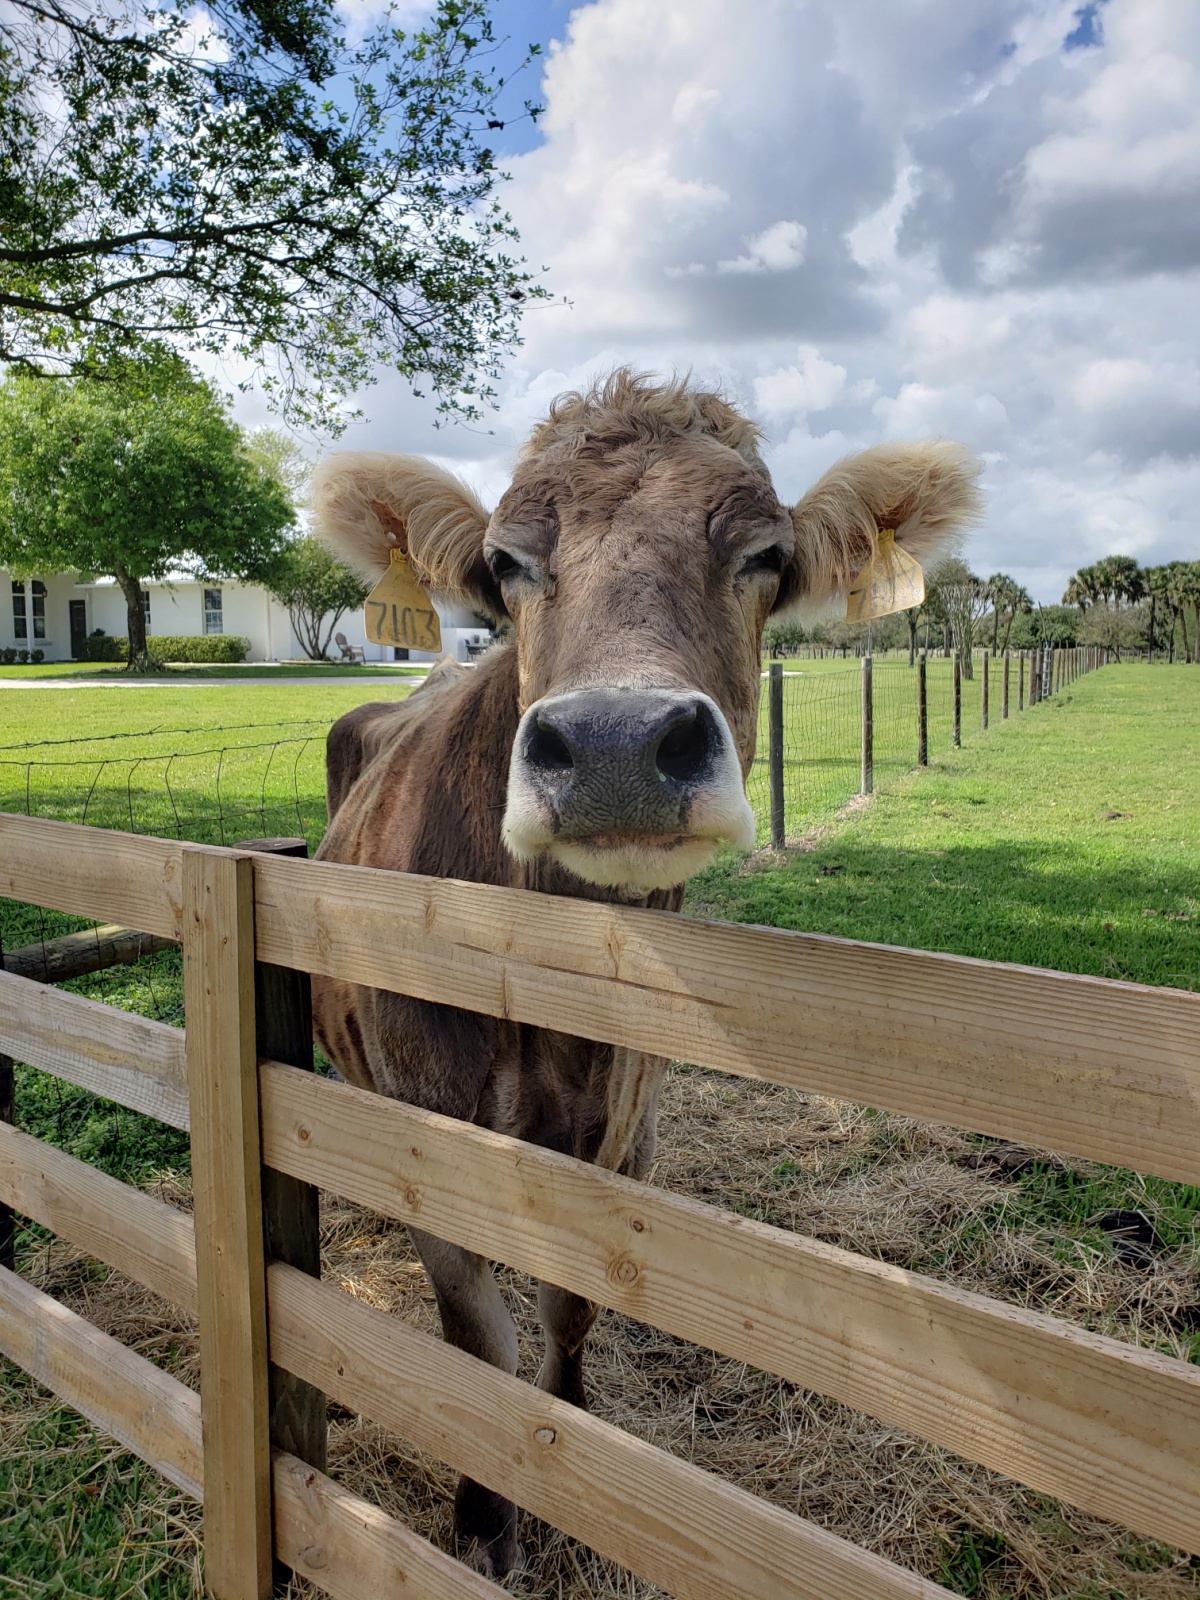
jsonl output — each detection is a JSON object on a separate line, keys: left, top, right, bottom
{"left": 31, "top": 579, "right": 46, "bottom": 640}
{"left": 11, "top": 580, "right": 27, "bottom": 640}
{"left": 203, "top": 587, "right": 223, "bottom": 635}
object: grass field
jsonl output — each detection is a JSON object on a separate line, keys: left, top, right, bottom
{"left": 1, "top": 662, "right": 1198, "bottom": 1598}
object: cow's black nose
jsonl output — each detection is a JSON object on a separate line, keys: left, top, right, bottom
{"left": 519, "top": 689, "right": 722, "bottom": 836}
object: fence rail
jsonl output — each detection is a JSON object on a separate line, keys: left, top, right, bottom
{"left": 1, "top": 808, "right": 1198, "bottom": 1599}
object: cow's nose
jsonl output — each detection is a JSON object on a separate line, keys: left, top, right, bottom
{"left": 516, "top": 688, "right": 725, "bottom": 839}
{"left": 524, "top": 694, "right": 718, "bottom": 789}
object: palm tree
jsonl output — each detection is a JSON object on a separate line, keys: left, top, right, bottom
{"left": 1063, "top": 566, "right": 1100, "bottom": 611}
{"left": 1143, "top": 565, "right": 1171, "bottom": 661}
{"left": 987, "top": 574, "right": 1032, "bottom": 653}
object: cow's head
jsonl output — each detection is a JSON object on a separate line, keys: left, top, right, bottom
{"left": 312, "top": 371, "right": 981, "bottom": 891}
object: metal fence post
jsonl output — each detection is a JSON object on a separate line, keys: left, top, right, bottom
{"left": 1018, "top": 650, "right": 1025, "bottom": 711}
{"left": 981, "top": 652, "right": 989, "bottom": 731}
{"left": 768, "top": 661, "right": 785, "bottom": 849}
{"left": 1002, "top": 650, "right": 1010, "bottom": 720}
{"left": 861, "top": 655, "right": 873, "bottom": 795}
{"left": 917, "top": 651, "right": 928, "bottom": 766}
{"left": 1044, "top": 647, "right": 1054, "bottom": 700}
{"left": 952, "top": 655, "right": 962, "bottom": 747}
{"left": 1030, "top": 648, "right": 1040, "bottom": 707}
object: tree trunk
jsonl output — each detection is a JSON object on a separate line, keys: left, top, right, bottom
{"left": 113, "top": 565, "right": 148, "bottom": 666}
{"left": 1148, "top": 594, "right": 1157, "bottom": 663}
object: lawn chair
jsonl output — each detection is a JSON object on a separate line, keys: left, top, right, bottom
{"left": 335, "top": 632, "right": 365, "bottom": 662}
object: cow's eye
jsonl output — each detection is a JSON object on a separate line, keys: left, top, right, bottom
{"left": 739, "top": 544, "right": 786, "bottom": 577}
{"left": 486, "top": 547, "right": 527, "bottom": 584}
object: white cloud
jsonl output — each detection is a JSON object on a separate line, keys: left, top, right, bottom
{"left": 268, "top": 0, "right": 1200, "bottom": 604}
{"left": 717, "top": 220, "right": 808, "bottom": 276}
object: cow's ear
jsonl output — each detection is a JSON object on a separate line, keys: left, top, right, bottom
{"left": 310, "top": 452, "right": 504, "bottom": 618}
{"left": 775, "top": 441, "right": 983, "bottom": 615}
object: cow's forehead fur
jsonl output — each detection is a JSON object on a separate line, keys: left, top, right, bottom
{"left": 518, "top": 370, "right": 768, "bottom": 475}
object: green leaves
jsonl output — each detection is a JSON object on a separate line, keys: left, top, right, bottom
{"left": 0, "top": 0, "right": 544, "bottom": 431}
{"left": 0, "top": 369, "right": 294, "bottom": 596}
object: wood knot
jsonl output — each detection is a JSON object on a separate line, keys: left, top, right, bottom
{"left": 410, "top": 1146, "right": 422, "bottom": 1160}
{"left": 629, "top": 1218, "right": 645, "bottom": 1234}
{"left": 300, "top": 1544, "right": 328, "bottom": 1569}
{"left": 404, "top": 1187, "right": 420, "bottom": 1209}
{"left": 607, "top": 1254, "right": 641, "bottom": 1288}
{"left": 534, "top": 1426, "right": 557, "bottom": 1446}
{"left": 297, "top": 1126, "right": 311, "bottom": 1143}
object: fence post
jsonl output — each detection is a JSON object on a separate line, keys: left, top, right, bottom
{"left": 1030, "top": 648, "right": 1040, "bottom": 706}
{"left": 0, "top": 1048, "right": 11, "bottom": 1273}
{"left": 1018, "top": 651, "right": 1025, "bottom": 711}
{"left": 183, "top": 847, "right": 274, "bottom": 1600}
{"left": 917, "top": 651, "right": 928, "bottom": 766}
{"left": 952, "top": 655, "right": 962, "bottom": 747}
{"left": 860, "top": 656, "right": 874, "bottom": 795}
{"left": 1002, "top": 650, "right": 1010, "bottom": 720}
{"left": 768, "top": 661, "right": 785, "bottom": 849}
{"left": 235, "top": 839, "right": 328, "bottom": 1499}
{"left": 1044, "top": 647, "right": 1054, "bottom": 700}
{"left": 981, "top": 652, "right": 989, "bottom": 731}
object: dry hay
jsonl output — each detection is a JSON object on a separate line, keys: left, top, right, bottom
{"left": 7, "top": 1068, "right": 1200, "bottom": 1599}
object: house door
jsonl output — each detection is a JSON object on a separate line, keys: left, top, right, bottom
{"left": 69, "top": 600, "right": 88, "bottom": 660}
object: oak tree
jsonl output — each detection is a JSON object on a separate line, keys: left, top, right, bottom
{"left": 0, "top": 369, "right": 293, "bottom": 665}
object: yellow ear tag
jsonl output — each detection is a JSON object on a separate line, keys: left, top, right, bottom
{"left": 364, "top": 548, "right": 442, "bottom": 652}
{"left": 846, "top": 528, "right": 926, "bottom": 622}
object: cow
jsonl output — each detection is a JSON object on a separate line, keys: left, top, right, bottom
{"left": 310, "top": 369, "right": 981, "bottom": 1576}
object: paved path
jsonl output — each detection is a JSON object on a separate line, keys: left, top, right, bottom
{"left": 0, "top": 673, "right": 428, "bottom": 689}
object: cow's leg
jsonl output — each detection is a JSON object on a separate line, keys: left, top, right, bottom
{"left": 536, "top": 1281, "right": 599, "bottom": 1409}
{"left": 408, "top": 1227, "right": 521, "bottom": 1579}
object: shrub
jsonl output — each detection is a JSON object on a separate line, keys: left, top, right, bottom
{"left": 30, "top": 649, "right": 44, "bottom": 663}
{"left": 0, "top": 647, "right": 15, "bottom": 664}
{"left": 151, "top": 634, "right": 250, "bottom": 663}
{"left": 83, "top": 632, "right": 250, "bottom": 663}
{"left": 84, "top": 629, "right": 124, "bottom": 661}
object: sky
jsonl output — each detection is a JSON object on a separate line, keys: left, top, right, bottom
{"left": 246, "top": 0, "right": 1200, "bottom": 603}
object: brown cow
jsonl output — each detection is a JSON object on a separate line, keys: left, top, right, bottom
{"left": 311, "top": 370, "right": 980, "bottom": 1576}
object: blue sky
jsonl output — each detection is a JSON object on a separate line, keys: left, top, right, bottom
{"left": 242, "top": 0, "right": 1200, "bottom": 603}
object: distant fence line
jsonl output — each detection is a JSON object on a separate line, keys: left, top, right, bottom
{"left": 749, "top": 643, "right": 1105, "bottom": 849}
{"left": 0, "top": 646, "right": 1106, "bottom": 859}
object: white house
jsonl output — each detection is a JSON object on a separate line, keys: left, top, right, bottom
{"left": 1, "top": 570, "right": 490, "bottom": 664}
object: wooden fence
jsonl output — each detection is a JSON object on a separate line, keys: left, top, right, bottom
{"left": 1, "top": 809, "right": 1198, "bottom": 1599}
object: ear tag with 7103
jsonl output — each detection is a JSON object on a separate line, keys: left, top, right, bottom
{"left": 845, "top": 528, "right": 926, "bottom": 622}
{"left": 364, "top": 548, "right": 442, "bottom": 652}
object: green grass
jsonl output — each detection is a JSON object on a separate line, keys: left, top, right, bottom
{"left": 690, "top": 664, "right": 1199, "bottom": 989}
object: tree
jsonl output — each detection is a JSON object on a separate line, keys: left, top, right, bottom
{"left": 1164, "top": 560, "right": 1200, "bottom": 664}
{"left": 0, "top": 0, "right": 542, "bottom": 430}
{"left": 983, "top": 573, "right": 1032, "bottom": 654}
{"left": 0, "top": 369, "right": 293, "bottom": 666}
{"left": 264, "top": 536, "right": 370, "bottom": 660}
{"left": 926, "top": 558, "right": 987, "bottom": 678}
{"left": 244, "top": 428, "right": 314, "bottom": 505}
